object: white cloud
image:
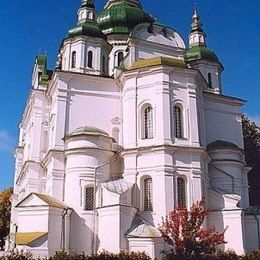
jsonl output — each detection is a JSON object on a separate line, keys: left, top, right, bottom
{"left": 0, "top": 130, "right": 16, "bottom": 153}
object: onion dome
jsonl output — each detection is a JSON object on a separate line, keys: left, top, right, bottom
{"left": 184, "top": 45, "right": 219, "bottom": 63}
{"left": 67, "top": 21, "right": 107, "bottom": 39}
{"left": 67, "top": 0, "right": 106, "bottom": 39}
{"left": 97, "top": 0, "right": 154, "bottom": 35}
{"left": 185, "top": 8, "right": 219, "bottom": 63}
{"left": 81, "top": 0, "right": 95, "bottom": 8}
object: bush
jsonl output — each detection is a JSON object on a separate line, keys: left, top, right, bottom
{"left": 161, "top": 249, "right": 242, "bottom": 260}
{"left": 216, "top": 250, "right": 240, "bottom": 260}
{"left": 243, "top": 250, "right": 260, "bottom": 260}
{"left": 0, "top": 250, "right": 34, "bottom": 260}
{"left": 49, "top": 251, "right": 151, "bottom": 260}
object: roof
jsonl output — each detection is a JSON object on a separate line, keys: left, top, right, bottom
{"left": 16, "top": 193, "right": 68, "bottom": 209}
{"left": 81, "top": 0, "right": 95, "bottom": 8}
{"left": 127, "top": 57, "right": 187, "bottom": 71}
{"left": 67, "top": 20, "right": 107, "bottom": 39}
{"left": 97, "top": 0, "right": 154, "bottom": 35}
{"left": 102, "top": 179, "right": 133, "bottom": 194}
{"left": 15, "top": 232, "right": 47, "bottom": 245}
{"left": 184, "top": 45, "right": 219, "bottom": 63}
{"left": 66, "top": 126, "right": 109, "bottom": 138}
{"left": 126, "top": 215, "right": 161, "bottom": 238}
{"left": 207, "top": 140, "right": 241, "bottom": 151}
{"left": 34, "top": 193, "right": 68, "bottom": 209}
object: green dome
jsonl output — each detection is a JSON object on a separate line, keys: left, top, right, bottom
{"left": 184, "top": 45, "right": 219, "bottom": 63}
{"left": 82, "top": 0, "right": 95, "bottom": 8}
{"left": 97, "top": 1, "right": 154, "bottom": 35}
{"left": 67, "top": 20, "right": 107, "bottom": 39}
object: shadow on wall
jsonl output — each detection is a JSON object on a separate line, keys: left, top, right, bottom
{"left": 208, "top": 189, "right": 225, "bottom": 251}
{"left": 69, "top": 211, "right": 95, "bottom": 254}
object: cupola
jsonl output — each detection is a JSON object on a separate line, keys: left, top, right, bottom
{"left": 97, "top": 0, "right": 154, "bottom": 35}
{"left": 58, "top": 0, "right": 112, "bottom": 76}
{"left": 184, "top": 7, "right": 223, "bottom": 94}
{"left": 67, "top": 0, "right": 106, "bottom": 39}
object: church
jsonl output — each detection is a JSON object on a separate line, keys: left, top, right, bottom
{"left": 6, "top": 0, "right": 260, "bottom": 258}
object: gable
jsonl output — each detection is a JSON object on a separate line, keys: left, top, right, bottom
{"left": 16, "top": 193, "right": 68, "bottom": 209}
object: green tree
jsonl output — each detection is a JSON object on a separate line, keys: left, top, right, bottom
{"left": 242, "top": 116, "right": 260, "bottom": 205}
{"left": 242, "top": 116, "right": 260, "bottom": 166}
{"left": 0, "top": 188, "right": 12, "bottom": 249}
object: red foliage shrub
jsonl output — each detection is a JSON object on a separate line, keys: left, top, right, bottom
{"left": 159, "top": 199, "right": 227, "bottom": 258}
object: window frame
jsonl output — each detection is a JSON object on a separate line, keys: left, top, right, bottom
{"left": 177, "top": 177, "right": 187, "bottom": 208}
{"left": 71, "top": 51, "right": 76, "bottom": 68}
{"left": 143, "top": 177, "right": 153, "bottom": 212}
{"left": 143, "top": 105, "right": 154, "bottom": 140}
{"left": 208, "top": 72, "right": 213, "bottom": 88}
{"left": 84, "top": 186, "right": 94, "bottom": 211}
{"left": 117, "top": 51, "right": 124, "bottom": 67}
{"left": 173, "top": 105, "right": 184, "bottom": 139}
{"left": 87, "top": 50, "right": 93, "bottom": 68}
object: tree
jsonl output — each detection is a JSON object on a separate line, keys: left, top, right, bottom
{"left": 242, "top": 116, "right": 260, "bottom": 205}
{"left": 159, "top": 200, "right": 226, "bottom": 259}
{"left": 242, "top": 116, "right": 260, "bottom": 167}
{"left": 0, "top": 188, "right": 12, "bottom": 249}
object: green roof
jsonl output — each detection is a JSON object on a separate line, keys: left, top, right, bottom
{"left": 82, "top": 0, "right": 95, "bottom": 8}
{"left": 67, "top": 19, "right": 106, "bottom": 39}
{"left": 184, "top": 45, "right": 219, "bottom": 63}
{"left": 126, "top": 56, "right": 187, "bottom": 71}
{"left": 97, "top": 1, "right": 154, "bottom": 35}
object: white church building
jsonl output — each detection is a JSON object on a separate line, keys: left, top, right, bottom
{"left": 6, "top": 0, "right": 260, "bottom": 258}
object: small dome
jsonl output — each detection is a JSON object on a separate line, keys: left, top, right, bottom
{"left": 67, "top": 20, "right": 107, "bottom": 39}
{"left": 184, "top": 45, "right": 219, "bottom": 63}
{"left": 67, "top": 126, "right": 109, "bottom": 137}
{"left": 207, "top": 140, "right": 240, "bottom": 151}
{"left": 97, "top": 1, "right": 154, "bottom": 35}
{"left": 81, "top": 0, "right": 95, "bottom": 8}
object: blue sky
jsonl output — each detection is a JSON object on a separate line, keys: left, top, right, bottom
{"left": 0, "top": 0, "right": 260, "bottom": 190}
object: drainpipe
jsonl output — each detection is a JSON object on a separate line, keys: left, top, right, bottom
{"left": 13, "top": 224, "right": 18, "bottom": 249}
{"left": 61, "top": 207, "right": 69, "bottom": 251}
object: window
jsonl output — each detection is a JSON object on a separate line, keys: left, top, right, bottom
{"left": 85, "top": 187, "right": 94, "bottom": 210}
{"left": 208, "top": 73, "right": 212, "bottom": 88}
{"left": 144, "top": 178, "right": 153, "bottom": 211}
{"left": 174, "top": 105, "right": 183, "bottom": 138}
{"left": 102, "top": 55, "right": 106, "bottom": 74}
{"left": 71, "top": 51, "right": 76, "bottom": 68}
{"left": 144, "top": 106, "right": 153, "bottom": 139}
{"left": 117, "top": 52, "right": 124, "bottom": 66}
{"left": 88, "top": 51, "right": 93, "bottom": 68}
{"left": 177, "top": 177, "right": 186, "bottom": 207}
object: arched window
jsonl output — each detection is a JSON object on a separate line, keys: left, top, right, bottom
{"left": 144, "top": 178, "right": 153, "bottom": 211}
{"left": 117, "top": 51, "right": 124, "bottom": 66}
{"left": 102, "top": 55, "right": 106, "bottom": 74}
{"left": 208, "top": 73, "right": 212, "bottom": 88}
{"left": 85, "top": 187, "right": 94, "bottom": 210}
{"left": 174, "top": 105, "right": 183, "bottom": 138}
{"left": 87, "top": 51, "right": 93, "bottom": 68}
{"left": 177, "top": 177, "right": 186, "bottom": 207}
{"left": 71, "top": 51, "right": 76, "bottom": 68}
{"left": 144, "top": 106, "right": 153, "bottom": 139}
